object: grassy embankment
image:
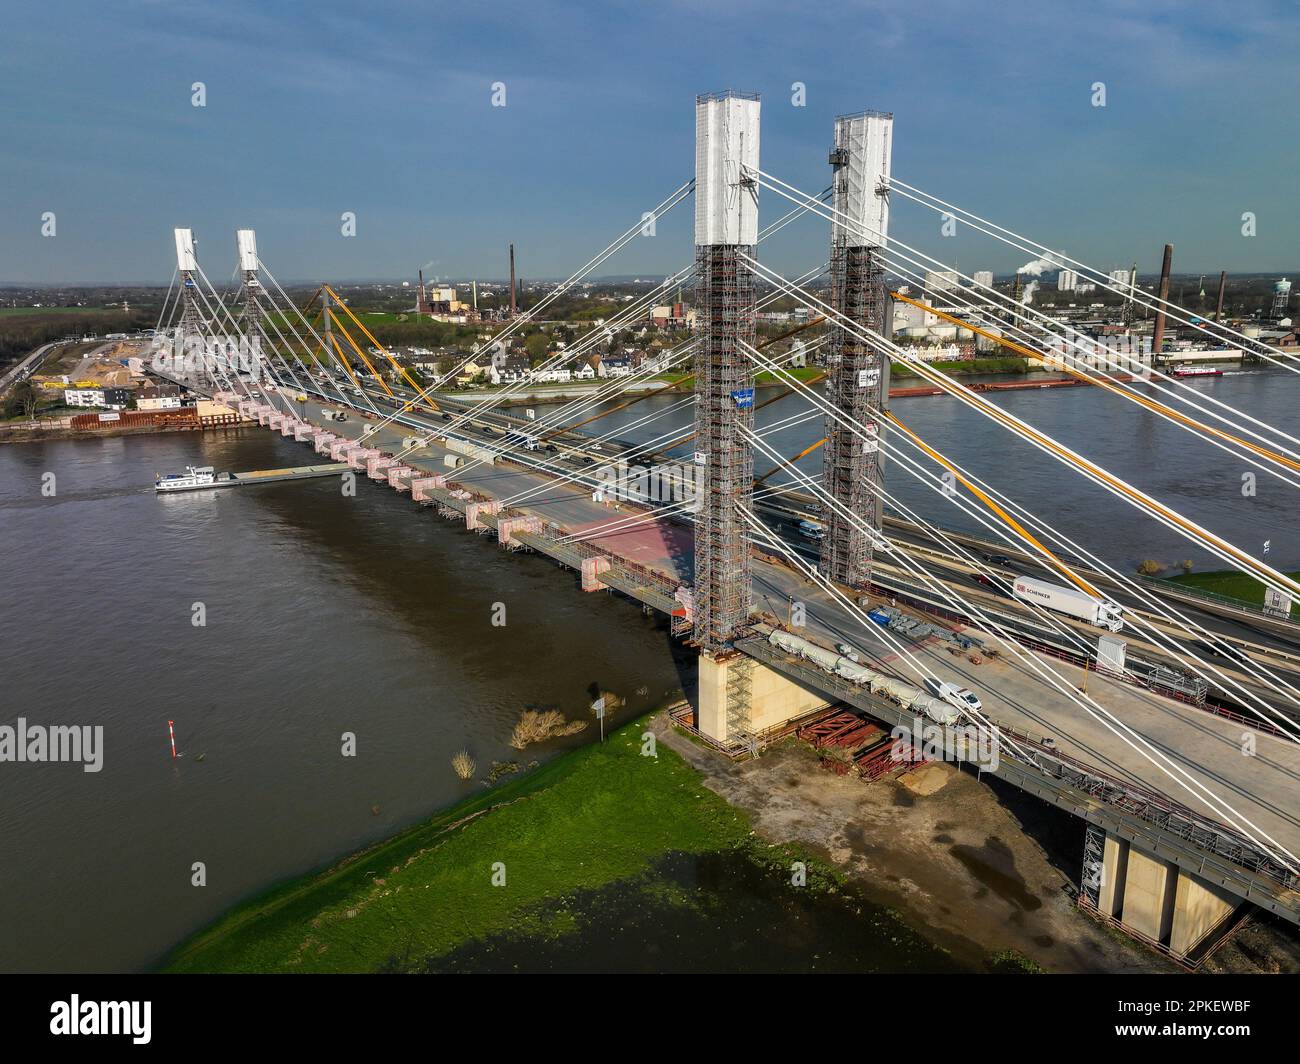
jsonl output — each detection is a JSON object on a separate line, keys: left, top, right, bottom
{"left": 890, "top": 356, "right": 1031, "bottom": 378}
{"left": 1165, "top": 570, "right": 1300, "bottom": 617}
{"left": 165, "top": 718, "right": 762, "bottom": 973}
{"left": 660, "top": 360, "right": 1034, "bottom": 386}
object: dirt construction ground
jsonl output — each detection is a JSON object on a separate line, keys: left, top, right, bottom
{"left": 656, "top": 713, "right": 1182, "bottom": 972}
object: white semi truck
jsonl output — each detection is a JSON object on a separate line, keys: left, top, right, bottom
{"left": 1012, "top": 575, "right": 1124, "bottom": 632}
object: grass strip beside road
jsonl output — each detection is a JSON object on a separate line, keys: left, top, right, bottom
{"left": 1166, "top": 569, "right": 1300, "bottom": 617}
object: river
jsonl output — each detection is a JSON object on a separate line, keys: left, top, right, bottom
{"left": 583, "top": 367, "right": 1300, "bottom": 573}
{"left": 1, "top": 367, "right": 1295, "bottom": 972}
{"left": 0, "top": 427, "right": 695, "bottom": 972}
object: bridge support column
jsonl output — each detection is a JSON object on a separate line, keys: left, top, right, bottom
{"left": 820, "top": 111, "right": 893, "bottom": 591}
{"left": 580, "top": 556, "right": 611, "bottom": 591}
{"left": 411, "top": 475, "right": 447, "bottom": 503}
{"left": 696, "top": 652, "right": 831, "bottom": 747}
{"left": 465, "top": 500, "right": 499, "bottom": 530}
{"left": 1084, "top": 829, "right": 1240, "bottom": 960}
{"left": 692, "top": 91, "right": 760, "bottom": 655}
{"left": 497, "top": 515, "right": 541, "bottom": 547}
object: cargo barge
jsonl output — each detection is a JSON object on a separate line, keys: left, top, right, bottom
{"left": 155, "top": 463, "right": 349, "bottom": 493}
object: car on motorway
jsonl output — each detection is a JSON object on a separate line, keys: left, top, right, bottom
{"left": 1193, "top": 638, "right": 1251, "bottom": 664}
{"left": 983, "top": 554, "right": 1014, "bottom": 567}
{"left": 797, "top": 519, "right": 825, "bottom": 541}
{"left": 924, "top": 678, "right": 983, "bottom": 713}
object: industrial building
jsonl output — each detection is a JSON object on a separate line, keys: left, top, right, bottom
{"left": 923, "top": 270, "right": 961, "bottom": 299}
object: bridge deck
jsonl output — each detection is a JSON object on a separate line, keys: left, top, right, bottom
{"left": 281, "top": 394, "right": 1300, "bottom": 914}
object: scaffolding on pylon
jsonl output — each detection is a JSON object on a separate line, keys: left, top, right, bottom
{"left": 820, "top": 111, "right": 891, "bottom": 591}
{"left": 693, "top": 243, "right": 756, "bottom": 651}
{"left": 820, "top": 244, "right": 887, "bottom": 589}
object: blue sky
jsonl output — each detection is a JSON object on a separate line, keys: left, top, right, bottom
{"left": 1, "top": 0, "right": 1296, "bottom": 284}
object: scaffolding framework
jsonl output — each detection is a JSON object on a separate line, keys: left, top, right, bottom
{"left": 693, "top": 243, "right": 756, "bottom": 651}
{"left": 820, "top": 111, "right": 892, "bottom": 590}
{"left": 725, "top": 652, "right": 759, "bottom": 754}
{"left": 692, "top": 90, "right": 760, "bottom": 654}
{"left": 1082, "top": 823, "right": 1106, "bottom": 909}
{"left": 178, "top": 273, "right": 211, "bottom": 386}
{"left": 820, "top": 245, "right": 887, "bottom": 588}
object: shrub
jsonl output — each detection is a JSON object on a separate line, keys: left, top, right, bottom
{"left": 509, "top": 709, "right": 588, "bottom": 750}
{"left": 450, "top": 750, "right": 476, "bottom": 780}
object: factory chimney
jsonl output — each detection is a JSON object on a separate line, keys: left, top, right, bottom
{"left": 417, "top": 269, "right": 429, "bottom": 316}
{"left": 1214, "top": 271, "right": 1227, "bottom": 323}
{"left": 509, "top": 244, "right": 517, "bottom": 319}
{"left": 1151, "top": 244, "right": 1173, "bottom": 360}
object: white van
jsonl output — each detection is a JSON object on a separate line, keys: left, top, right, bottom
{"left": 797, "top": 519, "right": 824, "bottom": 541}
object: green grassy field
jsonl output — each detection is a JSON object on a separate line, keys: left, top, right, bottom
{"left": 1166, "top": 570, "right": 1300, "bottom": 615}
{"left": 890, "top": 356, "right": 1031, "bottom": 377}
{"left": 164, "top": 718, "right": 756, "bottom": 973}
{"left": 0, "top": 306, "right": 113, "bottom": 317}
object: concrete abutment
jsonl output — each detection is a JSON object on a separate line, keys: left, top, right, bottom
{"left": 1092, "top": 830, "right": 1240, "bottom": 961}
{"left": 695, "top": 651, "right": 831, "bottom": 745}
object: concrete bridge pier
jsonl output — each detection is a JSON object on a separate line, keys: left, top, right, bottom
{"left": 696, "top": 651, "right": 831, "bottom": 746}
{"left": 1087, "top": 827, "right": 1241, "bottom": 960}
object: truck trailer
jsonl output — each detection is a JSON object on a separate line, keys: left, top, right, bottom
{"left": 1011, "top": 575, "right": 1124, "bottom": 632}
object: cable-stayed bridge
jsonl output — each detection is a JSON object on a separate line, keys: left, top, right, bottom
{"left": 149, "top": 92, "right": 1300, "bottom": 962}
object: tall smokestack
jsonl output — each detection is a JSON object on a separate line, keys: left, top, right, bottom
{"left": 1152, "top": 243, "right": 1173, "bottom": 359}
{"left": 417, "top": 268, "right": 428, "bottom": 316}
{"left": 509, "top": 244, "right": 517, "bottom": 319}
{"left": 1214, "top": 270, "right": 1227, "bottom": 323}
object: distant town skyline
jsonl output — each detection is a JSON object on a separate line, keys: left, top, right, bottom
{"left": 2, "top": 0, "right": 1297, "bottom": 285}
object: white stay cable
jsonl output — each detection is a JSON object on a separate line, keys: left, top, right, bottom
{"left": 870, "top": 246, "right": 1300, "bottom": 489}
{"left": 742, "top": 253, "right": 1300, "bottom": 605}
{"left": 754, "top": 166, "right": 1300, "bottom": 464}
{"left": 889, "top": 177, "right": 1297, "bottom": 370}
{"left": 731, "top": 369, "right": 1298, "bottom": 868}
{"left": 745, "top": 331, "right": 1300, "bottom": 732}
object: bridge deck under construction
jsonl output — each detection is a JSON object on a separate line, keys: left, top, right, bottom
{"left": 260, "top": 392, "right": 1300, "bottom": 923}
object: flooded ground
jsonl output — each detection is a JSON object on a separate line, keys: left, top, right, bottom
{"left": 429, "top": 849, "right": 966, "bottom": 974}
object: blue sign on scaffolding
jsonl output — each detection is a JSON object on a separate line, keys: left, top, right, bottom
{"left": 731, "top": 388, "right": 755, "bottom": 409}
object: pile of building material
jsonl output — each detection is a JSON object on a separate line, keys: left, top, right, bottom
{"left": 444, "top": 436, "right": 497, "bottom": 466}
{"left": 867, "top": 605, "right": 984, "bottom": 651}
